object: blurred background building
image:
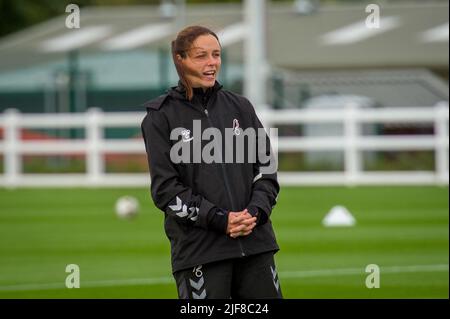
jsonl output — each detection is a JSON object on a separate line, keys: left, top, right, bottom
{"left": 0, "top": 0, "right": 448, "bottom": 184}
{"left": 0, "top": 0, "right": 448, "bottom": 113}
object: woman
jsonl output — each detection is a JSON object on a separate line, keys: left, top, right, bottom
{"left": 141, "top": 25, "right": 282, "bottom": 299}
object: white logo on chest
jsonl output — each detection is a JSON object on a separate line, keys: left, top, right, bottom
{"left": 232, "top": 119, "right": 241, "bottom": 136}
{"left": 181, "top": 129, "right": 193, "bottom": 142}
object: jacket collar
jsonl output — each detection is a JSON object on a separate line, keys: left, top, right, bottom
{"left": 168, "top": 80, "right": 223, "bottom": 102}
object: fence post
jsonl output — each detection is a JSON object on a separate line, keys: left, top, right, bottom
{"left": 258, "top": 108, "right": 270, "bottom": 134}
{"left": 4, "top": 109, "right": 21, "bottom": 188}
{"left": 344, "top": 103, "right": 361, "bottom": 186}
{"left": 435, "top": 101, "right": 449, "bottom": 185}
{"left": 86, "top": 108, "right": 104, "bottom": 185}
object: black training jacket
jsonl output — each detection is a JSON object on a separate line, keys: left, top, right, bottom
{"left": 141, "top": 81, "right": 280, "bottom": 273}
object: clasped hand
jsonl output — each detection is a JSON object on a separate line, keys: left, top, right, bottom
{"left": 226, "top": 209, "right": 257, "bottom": 238}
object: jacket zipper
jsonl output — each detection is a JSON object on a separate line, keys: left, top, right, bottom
{"left": 202, "top": 99, "right": 246, "bottom": 257}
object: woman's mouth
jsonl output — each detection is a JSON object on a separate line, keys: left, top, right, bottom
{"left": 203, "top": 70, "right": 216, "bottom": 80}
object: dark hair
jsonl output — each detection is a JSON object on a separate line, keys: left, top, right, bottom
{"left": 171, "top": 26, "right": 220, "bottom": 101}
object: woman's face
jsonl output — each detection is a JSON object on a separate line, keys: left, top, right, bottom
{"left": 178, "top": 34, "right": 221, "bottom": 90}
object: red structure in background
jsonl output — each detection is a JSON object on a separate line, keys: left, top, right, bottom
{"left": 0, "top": 128, "right": 148, "bottom": 172}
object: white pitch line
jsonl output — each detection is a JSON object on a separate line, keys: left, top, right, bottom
{"left": 280, "top": 264, "right": 449, "bottom": 278}
{"left": 0, "top": 277, "right": 174, "bottom": 292}
{"left": 0, "top": 264, "right": 447, "bottom": 292}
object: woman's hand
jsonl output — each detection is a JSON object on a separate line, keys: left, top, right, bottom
{"left": 226, "top": 209, "right": 257, "bottom": 238}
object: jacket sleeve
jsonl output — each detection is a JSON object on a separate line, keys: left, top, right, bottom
{"left": 141, "top": 109, "right": 228, "bottom": 233}
{"left": 244, "top": 99, "right": 280, "bottom": 225}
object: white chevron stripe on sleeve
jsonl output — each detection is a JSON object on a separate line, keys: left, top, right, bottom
{"left": 168, "top": 196, "right": 182, "bottom": 211}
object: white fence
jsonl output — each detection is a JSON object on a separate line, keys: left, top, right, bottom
{"left": 0, "top": 103, "right": 448, "bottom": 187}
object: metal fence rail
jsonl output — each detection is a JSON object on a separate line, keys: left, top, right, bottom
{"left": 0, "top": 103, "right": 448, "bottom": 187}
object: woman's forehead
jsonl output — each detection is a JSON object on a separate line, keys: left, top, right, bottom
{"left": 190, "top": 35, "right": 221, "bottom": 51}
{"left": 189, "top": 46, "right": 221, "bottom": 53}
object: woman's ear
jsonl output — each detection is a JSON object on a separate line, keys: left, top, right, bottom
{"left": 176, "top": 54, "right": 183, "bottom": 63}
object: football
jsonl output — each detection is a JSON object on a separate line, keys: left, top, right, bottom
{"left": 115, "top": 196, "right": 139, "bottom": 219}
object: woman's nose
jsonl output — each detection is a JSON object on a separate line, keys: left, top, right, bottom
{"left": 207, "top": 55, "right": 219, "bottom": 66}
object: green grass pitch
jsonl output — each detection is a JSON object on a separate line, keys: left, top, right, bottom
{"left": 0, "top": 186, "right": 448, "bottom": 298}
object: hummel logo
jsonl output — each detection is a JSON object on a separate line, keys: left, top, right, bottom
{"left": 190, "top": 273, "right": 206, "bottom": 299}
{"left": 181, "top": 129, "right": 193, "bottom": 142}
{"left": 189, "top": 277, "right": 204, "bottom": 290}
{"left": 168, "top": 196, "right": 199, "bottom": 221}
{"left": 192, "top": 289, "right": 206, "bottom": 299}
{"left": 270, "top": 265, "right": 280, "bottom": 291}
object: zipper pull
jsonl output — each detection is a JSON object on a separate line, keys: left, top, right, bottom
{"left": 204, "top": 109, "right": 209, "bottom": 117}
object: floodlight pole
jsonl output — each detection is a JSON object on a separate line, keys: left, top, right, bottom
{"left": 244, "top": 0, "right": 268, "bottom": 110}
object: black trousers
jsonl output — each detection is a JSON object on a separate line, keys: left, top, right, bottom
{"left": 173, "top": 251, "right": 282, "bottom": 299}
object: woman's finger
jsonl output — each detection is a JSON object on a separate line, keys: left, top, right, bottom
{"left": 229, "top": 224, "right": 246, "bottom": 233}
{"left": 230, "top": 222, "right": 256, "bottom": 235}
{"left": 241, "top": 217, "right": 257, "bottom": 225}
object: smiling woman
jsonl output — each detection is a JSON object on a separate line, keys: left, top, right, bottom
{"left": 141, "top": 25, "right": 282, "bottom": 300}
{"left": 171, "top": 26, "right": 222, "bottom": 100}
